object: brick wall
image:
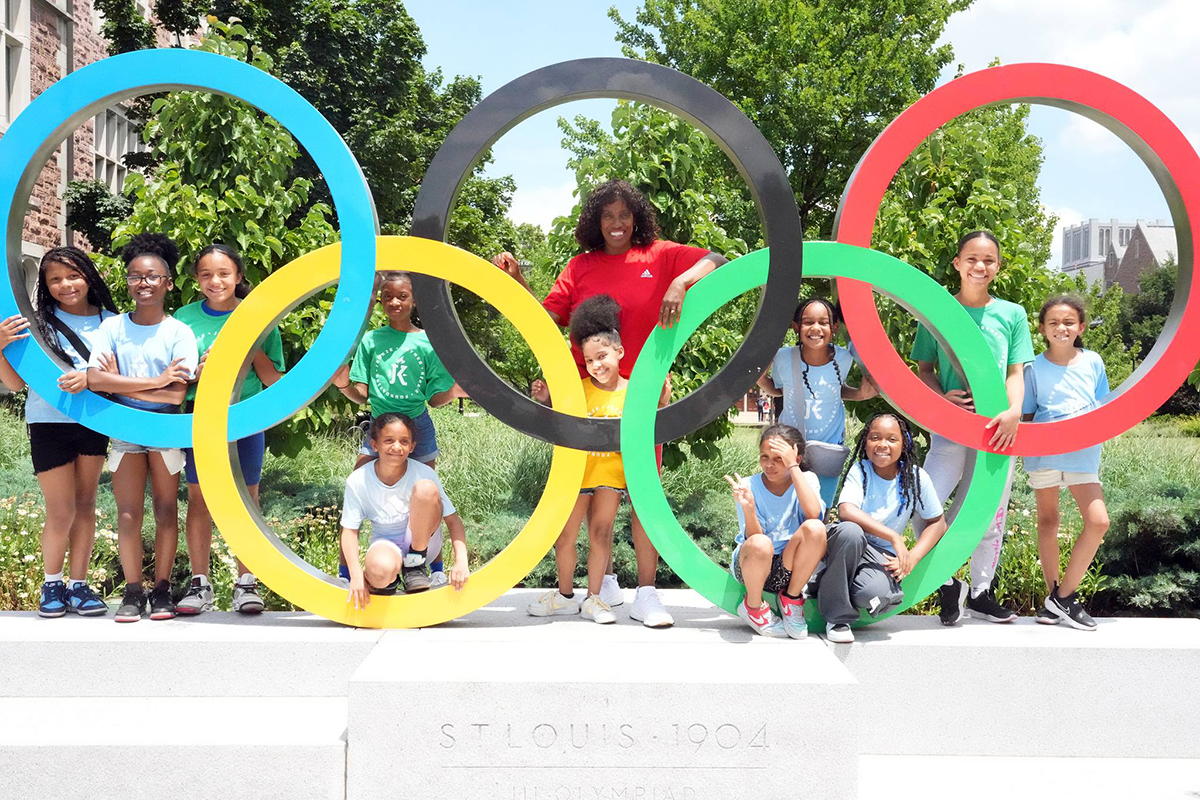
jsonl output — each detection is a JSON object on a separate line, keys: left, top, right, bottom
{"left": 1113, "top": 228, "right": 1157, "bottom": 295}
{"left": 12, "top": 0, "right": 124, "bottom": 256}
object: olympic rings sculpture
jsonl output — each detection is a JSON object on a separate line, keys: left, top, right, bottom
{"left": 2, "top": 50, "right": 1196, "bottom": 629}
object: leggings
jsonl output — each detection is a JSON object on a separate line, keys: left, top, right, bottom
{"left": 913, "top": 434, "right": 1015, "bottom": 591}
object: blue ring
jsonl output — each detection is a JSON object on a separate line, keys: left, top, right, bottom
{"left": 0, "top": 49, "right": 377, "bottom": 447}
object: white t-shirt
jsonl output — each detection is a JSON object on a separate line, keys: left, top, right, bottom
{"left": 340, "top": 459, "right": 457, "bottom": 540}
{"left": 838, "top": 460, "right": 942, "bottom": 554}
{"left": 86, "top": 313, "right": 198, "bottom": 411}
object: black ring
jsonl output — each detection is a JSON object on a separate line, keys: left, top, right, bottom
{"left": 410, "top": 58, "right": 802, "bottom": 451}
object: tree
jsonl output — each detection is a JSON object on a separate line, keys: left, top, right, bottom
{"left": 98, "top": 21, "right": 344, "bottom": 456}
{"left": 611, "top": 0, "right": 973, "bottom": 239}
{"left": 87, "top": 0, "right": 518, "bottom": 252}
{"left": 1120, "top": 257, "right": 1200, "bottom": 414}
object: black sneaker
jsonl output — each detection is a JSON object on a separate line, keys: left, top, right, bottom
{"left": 965, "top": 587, "right": 1017, "bottom": 623}
{"left": 401, "top": 554, "right": 431, "bottom": 593}
{"left": 148, "top": 580, "right": 176, "bottom": 621}
{"left": 1035, "top": 606, "right": 1061, "bottom": 625}
{"left": 115, "top": 584, "right": 147, "bottom": 623}
{"left": 938, "top": 578, "right": 967, "bottom": 626}
{"left": 1045, "top": 584, "right": 1097, "bottom": 631}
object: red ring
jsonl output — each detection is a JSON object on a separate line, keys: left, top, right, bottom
{"left": 834, "top": 63, "right": 1200, "bottom": 456}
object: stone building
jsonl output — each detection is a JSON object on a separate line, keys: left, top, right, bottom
{"left": 1061, "top": 218, "right": 1140, "bottom": 286}
{"left": 1, "top": 0, "right": 161, "bottom": 297}
{"left": 1108, "top": 221, "right": 1177, "bottom": 294}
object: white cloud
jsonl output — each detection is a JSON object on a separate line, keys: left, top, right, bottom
{"left": 940, "top": 0, "right": 1200, "bottom": 148}
{"left": 506, "top": 180, "right": 578, "bottom": 232}
{"left": 1047, "top": 205, "right": 1084, "bottom": 270}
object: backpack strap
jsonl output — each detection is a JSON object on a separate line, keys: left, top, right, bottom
{"left": 46, "top": 313, "right": 93, "bottom": 364}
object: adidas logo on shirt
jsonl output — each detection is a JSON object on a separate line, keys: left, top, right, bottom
{"left": 640, "top": 269, "right": 653, "bottom": 278}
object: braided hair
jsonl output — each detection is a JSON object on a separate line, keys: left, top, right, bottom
{"left": 840, "top": 413, "right": 922, "bottom": 512}
{"left": 33, "top": 247, "right": 118, "bottom": 364}
{"left": 794, "top": 298, "right": 842, "bottom": 398}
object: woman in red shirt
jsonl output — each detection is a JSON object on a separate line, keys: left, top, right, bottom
{"left": 494, "top": 179, "right": 727, "bottom": 628}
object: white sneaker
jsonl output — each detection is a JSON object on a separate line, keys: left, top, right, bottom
{"left": 599, "top": 573, "right": 624, "bottom": 607}
{"left": 232, "top": 573, "right": 265, "bottom": 614}
{"left": 580, "top": 595, "right": 617, "bottom": 624}
{"left": 629, "top": 586, "right": 674, "bottom": 628}
{"left": 526, "top": 589, "right": 580, "bottom": 617}
{"left": 825, "top": 622, "right": 854, "bottom": 644}
{"left": 430, "top": 571, "right": 449, "bottom": 589}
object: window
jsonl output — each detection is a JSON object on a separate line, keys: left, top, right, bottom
{"left": 0, "top": 0, "right": 26, "bottom": 128}
{"left": 93, "top": 106, "right": 146, "bottom": 194}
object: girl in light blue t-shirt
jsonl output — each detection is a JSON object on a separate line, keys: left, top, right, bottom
{"left": 724, "top": 424, "right": 827, "bottom": 640}
{"left": 0, "top": 247, "right": 118, "bottom": 619}
{"left": 1021, "top": 295, "right": 1110, "bottom": 631}
{"left": 756, "top": 298, "right": 876, "bottom": 507}
{"left": 816, "top": 413, "right": 947, "bottom": 644}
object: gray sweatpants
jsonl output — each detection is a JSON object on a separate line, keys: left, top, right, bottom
{"left": 813, "top": 522, "right": 904, "bottom": 625}
{"left": 913, "top": 434, "right": 1015, "bottom": 591}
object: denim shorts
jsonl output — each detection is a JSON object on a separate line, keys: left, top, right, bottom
{"left": 360, "top": 409, "right": 438, "bottom": 463}
{"left": 183, "top": 431, "right": 266, "bottom": 487}
{"left": 579, "top": 485, "right": 627, "bottom": 500}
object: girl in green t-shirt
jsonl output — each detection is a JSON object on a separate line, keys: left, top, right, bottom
{"left": 332, "top": 271, "right": 463, "bottom": 584}
{"left": 910, "top": 230, "right": 1034, "bottom": 628}
{"left": 175, "top": 244, "right": 286, "bottom": 616}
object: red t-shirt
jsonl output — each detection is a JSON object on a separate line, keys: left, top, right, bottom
{"left": 542, "top": 239, "right": 712, "bottom": 378}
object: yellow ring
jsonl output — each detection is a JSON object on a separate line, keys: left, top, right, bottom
{"left": 192, "top": 236, "right": 587, "bottom": 628}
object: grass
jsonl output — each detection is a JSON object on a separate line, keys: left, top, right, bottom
{"left": 2, "top": 394, "right": 1198, "bottom": 616}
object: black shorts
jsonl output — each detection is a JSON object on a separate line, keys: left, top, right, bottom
{"left": 731, "top": 550, "right": 793, "bottom": 595}
{"left": 28, "top": 423, "right": 109, "bottom": 475}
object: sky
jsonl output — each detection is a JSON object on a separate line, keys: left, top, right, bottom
{"left": 404, "top": 0, "right": 1197, "bottom": 269}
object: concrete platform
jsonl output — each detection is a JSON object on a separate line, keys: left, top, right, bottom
{"left": 0, "top": 697, "right": 347, "bottom": 800}
{"left": 0, "top": 610, "right": 381, "bottom": 696}
{"left": 1, "top": 590, "right": 1198, "bottom": 799}
{"left": 860, "top": 755, "right": 1200, "bottom": 800}
{"left": 830, "top": 614, "right": 1200, "bottom": 758}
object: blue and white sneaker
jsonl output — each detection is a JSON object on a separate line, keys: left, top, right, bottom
{"left": 778, "top": 595, "right": 808, "bottom": 640}
{"left": 66, "top": 582, "right": 108, "bottom": 616}
{"left": 38, "top": 580, "right": 68, "bottom": 618}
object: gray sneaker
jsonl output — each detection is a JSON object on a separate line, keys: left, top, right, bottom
{"left": 232, "top": 574, "right": 265, "bottom": 614}
{"left": 176, "top": 577, "right": 214, "bottom": 616}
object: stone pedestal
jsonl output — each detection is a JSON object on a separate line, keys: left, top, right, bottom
{"left": 346, "top": 592, "right": 859, "bottom": 800}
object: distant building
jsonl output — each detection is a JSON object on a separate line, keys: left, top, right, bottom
{"left": 1061, "top": 218, "right": 1176, "bottom": 293}
{"left": 1061, "top": 218, "right": 1140, "bottom": 286}
{"left": 1108, "top": 221, "right": 1177, "bottom": 294}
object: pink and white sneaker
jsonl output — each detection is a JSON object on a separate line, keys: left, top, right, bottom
{"left": 736, "top": 599, "right": 787, "bottom": 638}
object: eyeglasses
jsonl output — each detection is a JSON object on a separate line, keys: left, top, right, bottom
{"left": 126, "top": 274, "right": 170, "bottom": 287}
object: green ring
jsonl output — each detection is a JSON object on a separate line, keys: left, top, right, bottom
{"left": 621, "top": 241, "right": 1012, "bottom": 629}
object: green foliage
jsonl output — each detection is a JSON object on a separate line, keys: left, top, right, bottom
{"left": 611, "top": 0, "right": 971, "bottom": 238}
{"left": 93, "top": 0, "right": 156, "bottom": 56}
{"left": 97, "top": 21, "right": 343, "bottom": 456}
{"left": 1120, "top": 256, "right": 1200, "bottom": 415}
{"left": 63, "top": 180, "right": 133, "bottom": 256}
{"left": 208, "top": 0, "right": 516, "bottom": 246}
{"left": 1, "top": 402, "right": 1198, "bottom": 618}
{"left": 154, "top": 0, "right": 208, "bottom": 41}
